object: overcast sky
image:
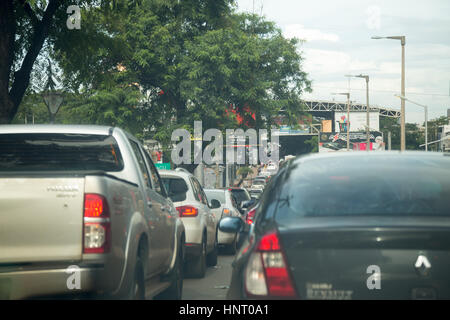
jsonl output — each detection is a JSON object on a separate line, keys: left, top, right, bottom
{"left": 236, "top": 0, "right": 450, "bottom": 124}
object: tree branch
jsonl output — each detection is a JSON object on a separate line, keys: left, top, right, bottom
{"left": 8, "top": 0, "right": 62, "bottom": 120}
{"left": 21, "top": 0, "right": 39, "bottom": 27}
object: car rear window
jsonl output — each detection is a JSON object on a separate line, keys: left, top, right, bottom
{"left": 204, "top": 190, "right": 226, "bottom": 204}
{"left": 0, "top": 133, "right": 123, "bottom": 172}
{"left": 275, "top": 156, "right": 450, "bottom": 220}
{"left": 231, "top": 189, "right": 251, "bottom": 202}
{"left": 162, "top": 177, "right": 188, "bottom": 202}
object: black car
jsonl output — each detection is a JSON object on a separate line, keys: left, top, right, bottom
{"left": 220, "top": 152, "right": 450, "bottom": 300}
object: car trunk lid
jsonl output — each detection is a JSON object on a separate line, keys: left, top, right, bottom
{"left": 278, "top": 217, "right": 450, "bottom": 299}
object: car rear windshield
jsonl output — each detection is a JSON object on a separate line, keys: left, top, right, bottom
{"left": 231, "top": 189, "right": 250, "bottom": 202}
{"left": 275, "top": 156, "right": 450, "bottom": 220}
{"left": 204, "top": 190, "right": 226, "bottom": 204}
{"left": 0, "top": 133, "right": 123, "bottom": 172}
{"left": 162, "top": 177, "right": 188, "bottom": 202}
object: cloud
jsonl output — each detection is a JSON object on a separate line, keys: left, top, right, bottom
{"left": 302, "top": 49, "right": 378, "bottom": 76}
{"left": 366, "top": 5, "right": 382, "bottom": 30}
{"left": 284, "top": 24, "right": 340, "bottom": 43}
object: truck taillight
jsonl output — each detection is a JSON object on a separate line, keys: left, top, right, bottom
{"left": 176, "top": 205, "right": 198, "bottom": 217}
{"left": 244, "top": 230, "right": 297, "bottom": 299}
{"left": 83, "top": 194, "right": 110, "bottom": 254}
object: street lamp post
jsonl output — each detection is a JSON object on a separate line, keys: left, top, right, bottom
{"left": 395, "top": 95, "right": 428, "bottom": 151}
{"left": 346, "top": 74, "right": 370, "bottom": 150}
{"left": 372, "top": 36, "right": 406, "bottom": 151}
{"left": 42, "top": 91, "right": 64, "bottom": 124}
{"left": 332, "top": 92, "right": 351, "bottom": 151}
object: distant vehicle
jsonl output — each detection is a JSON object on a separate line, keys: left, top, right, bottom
{"left": 249, "top": 189, "right": 263, "bottom": 200}
{"left": 250, "top": 179, "right": 265, "bottom": 190}
{"left": 265, "top": 163, "right": 278, "bottom": 175}
{"left": 160, "top": 169, "right": 219, "bottom": 278}
{"left": 441, "top": 125, "right": 450, "bottom": 152}
{"left": 204, "top": 189, "right": 242, "bottom": 254}
{"left": 0, "top": 125, "right": 185, "bottom": 300}
{"left": 221, "top": 152, "right": 450, "bottom": 300}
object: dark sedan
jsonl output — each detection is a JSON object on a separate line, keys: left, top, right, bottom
{"left": 220, "top": 152, "right": 450, "bottom": 300}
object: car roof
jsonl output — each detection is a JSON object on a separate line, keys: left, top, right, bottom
{"left": 290, "top": 151, "right": 449, "bottom": 166}
{"left": 159, "top": 169, "right": 193, "bottom": 179}
{"left": 0, "top": 124, "right": 114, "bottom": 135}
{"left": 204, "top": 189, "right": 227, "bottom": 193}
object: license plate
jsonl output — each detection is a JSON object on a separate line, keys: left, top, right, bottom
{"left": 411, "top": 287, "right": 437, "bottom": 300}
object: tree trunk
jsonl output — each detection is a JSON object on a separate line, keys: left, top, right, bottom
{"left": 0, "top": 0, "right": 61, "bottom": 124}
{"left": 0, "top": 0, "right": 15, "bottom": 123}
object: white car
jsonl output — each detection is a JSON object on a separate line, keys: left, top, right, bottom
{"left": 204, "top": 189, "right": 242, "bottom": 254}
{"left": 160, "top": 169, "right": 219, "bottom": 278}
{"left": 251, "top": 178, "right": 266, "bottom": 190}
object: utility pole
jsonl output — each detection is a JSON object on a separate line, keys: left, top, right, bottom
{"left": 346, "top": 74, "right": 370, "bottom": 150}
{"left": 332, "top": 92, "right": 351, "bottom": 151}
{"left": 395, "top": 95, "right": 428, "bottom": 151}
{"left": 388, "top": 131, "right": 392, "bottom": 151}
{"left": 372, "top": 36, "right": 406, "bottom": 150}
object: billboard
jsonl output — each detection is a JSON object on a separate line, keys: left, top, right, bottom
{"left": 319, "top": 131, "right": 385, "bottom": 153}
{"left": 335, "top": 112, "right": 380, "bottom": 132}
{"left": 322, "top": 120, "right": 332, "bottom": 133}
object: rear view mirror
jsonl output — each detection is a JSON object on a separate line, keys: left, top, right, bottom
{"left": 209, "top": 199, "right": 221, "bottom": 209}
{"left": 219, "top": 217, "right": 243, "bottom": 233}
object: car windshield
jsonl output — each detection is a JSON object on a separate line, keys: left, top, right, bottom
{"left": 253, "top": 180, "right": 264, "bottom": 185}
{"left": 275, "top": 156, "right": 450, "bottom": 222}
{"left": 0, "top": 133, "right": 123, "bottom": 172}
{"left": 204, "top": 190, "right": 226, "bottom": 204}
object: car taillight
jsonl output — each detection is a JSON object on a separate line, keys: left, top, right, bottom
{"left": 176, "top": 205, "right": 198, "bottom": 217}
{"left": 83, "top": 194, "right": 110, "bottom": 254}
{"left": 244, "top": 230, "right": 297, "bottom": 299}
{"left": 246, "top": 207, "right": 256, "bottom": 225}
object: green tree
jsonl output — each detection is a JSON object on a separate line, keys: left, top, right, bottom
{"left": 179, "top": 13, "right": 311, "bottom": 131}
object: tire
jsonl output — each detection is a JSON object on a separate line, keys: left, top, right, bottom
{"left": 123, "top": 256, "right": 145, "bottom": 300}
{"left": 187, "top": 236, "right": 206, "bottom": 278}
{"left": 206, "top": 233, "right": 218, "bottom": 267}
{"left": 226, "top": 234, "right": 238, "bottom": 255}
{"left": 157, "top": 240, "right": 184, "bottom": 300}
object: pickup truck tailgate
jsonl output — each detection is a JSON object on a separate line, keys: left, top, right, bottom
{"left": 0, "top": 177, "right": 84, "bottom": 264}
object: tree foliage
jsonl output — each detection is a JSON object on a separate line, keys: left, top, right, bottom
{"left": 7, "top": 0, "right": 312, "bottom": 155}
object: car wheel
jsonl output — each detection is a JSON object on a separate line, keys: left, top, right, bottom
{"left": 123, "top": 256, "right": 145, "bottom": 300}
{"left": 226, "top": 235, "right": 238, "bottom": 255}
{"left": 187, "top": 236, "right": 206, "bottom": 278}
{"left": 207, "top": 233, "right": 218, "bottom": 267}
{"left": 157, "top": 239, "right": 184, "bottom": 300}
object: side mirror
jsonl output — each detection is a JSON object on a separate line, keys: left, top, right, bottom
{"left": 219, "top": 217, "right": 243, "bottom": 234}
{"left": 209, "top": 199, "right": 221, "bottom": 209}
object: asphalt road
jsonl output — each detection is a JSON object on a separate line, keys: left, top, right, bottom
{"left": 182, "top": 252, "right": 235, "bottom": 300}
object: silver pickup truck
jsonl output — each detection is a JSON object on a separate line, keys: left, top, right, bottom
{"left": 0, "top": 125, "right": 185, "bottom": 300}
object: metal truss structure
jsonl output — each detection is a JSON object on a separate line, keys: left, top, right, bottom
{"left": 303, "top": 100, "right": 401, "bottom": 118}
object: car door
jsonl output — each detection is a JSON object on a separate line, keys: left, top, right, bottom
{"left": 129, "top": 140, "right": 165, "bottom": 275}
{"left": 191, "top": 178, "right": 216, "bottom": 250}
{"left": 143, "top": 150, "right": 176, "bottom": 268}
